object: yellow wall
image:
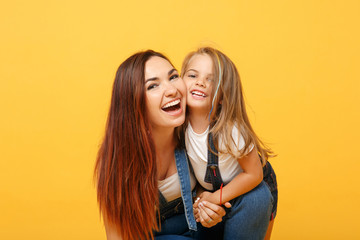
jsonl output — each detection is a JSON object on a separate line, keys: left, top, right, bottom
{"left": 1, "top": 0, "right": 359, "bottom": 239}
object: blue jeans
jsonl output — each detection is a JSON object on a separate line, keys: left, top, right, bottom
{"left": 263, "top": 161, "right": 278, "bottom": 220}
{"left": 196, "top": 181, "right": 273, "bottom": 240}
{"left": 155, "top": 213, "right": 196, "bottom": 239}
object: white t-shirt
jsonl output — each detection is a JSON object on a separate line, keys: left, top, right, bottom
{"left": 158, "top": 171, "right": 196, "bottom": 202}
{"left": 185, "top": 123, "right": 253, "bottom": 191}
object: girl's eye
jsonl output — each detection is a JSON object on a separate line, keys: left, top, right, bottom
{"left": 170, "top": 74, "right": 179, "bottom": 81}
{"left": 147, "top": 83, "right": 158, "bottom": 90}
{"left": 187, "top": 74, "right": 196, "bottom": 78}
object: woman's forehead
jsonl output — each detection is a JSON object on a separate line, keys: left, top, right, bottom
{"left": 145, "top": 56, "right": 175, "bottom": 79}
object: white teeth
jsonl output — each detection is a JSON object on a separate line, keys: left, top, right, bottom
{"left": 162, "top": 99, "right": 180, "bottom": 109}
{"left": 191, "top": 90, "right": 206, "bottom": 97}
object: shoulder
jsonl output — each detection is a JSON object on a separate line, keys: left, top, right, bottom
{"left": 218, "top": 123, "right": 246, "bottom": 151}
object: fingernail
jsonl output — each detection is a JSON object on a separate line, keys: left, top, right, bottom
{"left": 199, "top": 202, "right": 203, "bottom": 208}
{"left": 202, "top": 201, "right": 207, "bottom": 205}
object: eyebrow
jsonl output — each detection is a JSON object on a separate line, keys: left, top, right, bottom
{"left": 145, "top": 77, "right": 158, "bottom": 83}
{"left": 186, "top": 69, "right": 198, "bottom": 73}
{"left": 145, "top": 68, "right": 177, "bottom": 83}
{"left": 186, "top": 69, "right": 213, "bottom": 77}
{"left": 168, "top": 68, "right": 177, "bottom": 75}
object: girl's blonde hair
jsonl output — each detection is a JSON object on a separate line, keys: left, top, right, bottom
{"left": 181, "top": 47, "right": 275, "bottom": 164}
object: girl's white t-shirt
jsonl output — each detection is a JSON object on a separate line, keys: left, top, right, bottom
{"left": 185, "top": 123, "right": 252, "bottom": 191}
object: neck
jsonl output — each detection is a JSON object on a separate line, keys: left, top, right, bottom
{"left": 151, "top": 127, "right": 177, "bottom": 158}
{"left": 188, "top": 108, "right": 211, "bottom": 134}
{"left": 151, "top": 126, "right": 178, "bottom": 180}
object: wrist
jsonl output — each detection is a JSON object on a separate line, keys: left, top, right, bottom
{"left": 211, "top": 191, "right": 221, "bottom": 205}
{"left": 213, "top": 184, "right": 224, "bottom": 205}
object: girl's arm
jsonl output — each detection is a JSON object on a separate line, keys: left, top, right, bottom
{"left": 193, "top": 184, "right": 232, "bottom": 227}
{"left": 198, "top": 148, "right": 263, "bottom": 205}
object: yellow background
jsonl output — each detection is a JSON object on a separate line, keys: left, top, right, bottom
{"left": 1, "top": 0, "right": 359, "bottom": 239}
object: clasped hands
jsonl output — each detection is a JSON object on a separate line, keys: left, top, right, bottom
{"left": 193, "top": 191, "right": 232, "bottom": 228}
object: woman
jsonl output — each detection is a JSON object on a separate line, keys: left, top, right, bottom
{"left": 94, "top": 50, "right": 225, "bottom": 240}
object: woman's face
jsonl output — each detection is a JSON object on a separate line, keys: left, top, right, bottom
{"left": 144, "top": 56, "right": 186, "bottom": 131}
{"left": 182, "top": 54, "right": 214, "bottom": 112}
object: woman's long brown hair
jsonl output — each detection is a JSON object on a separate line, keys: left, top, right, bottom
{"left": 94, "top": 50, "right": 170, "bottom": 240}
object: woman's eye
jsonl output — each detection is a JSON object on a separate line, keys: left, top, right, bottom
{"left": 170, "top": 74, "right": 179, "bottom": 81}
{"left": 147, "top": 83, "right": 158, "bottom": 90}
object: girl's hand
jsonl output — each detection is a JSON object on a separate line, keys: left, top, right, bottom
{"left": 195, "top": 190, "right": 232, "bottom": 207}
{"left": 196, "top": 191, "right": 218, "bottom": 205}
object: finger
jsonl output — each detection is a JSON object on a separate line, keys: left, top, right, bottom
{"left": 207, "top": 218, "right": 219, "bottom": 227}
{"left": 198, "top": 208, "right": 211, "bottom": 228}
{"left": 198, "top": 204, "right": 212, "bottom": 224}
{"left": 199, "top": 202, "right": 222, "bottom": 226}
{"left": 202, "top": 201, "right": 226, "bottom": 217}
{"left": 199, "top": 206, "right": 219, "bottom": 227}
{"left": 224, "top": 201, "right": 232, "bottom": 208}
{"left": 194, "top": 208, "right": 201, "bottom": 222}
{"left": 200, "top": 203, "right": 223, "bottom": 224}
{"left": 199, "top": 202, "right": 218, "bottom": 221}
{"left": 193, "top": 197, "right": 200, "bottom": 208}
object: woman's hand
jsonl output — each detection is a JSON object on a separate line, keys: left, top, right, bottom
{"left": 193, "top": 192, "right": 232, "bottom": 228}
{"left": 194, "top": 200, "right": 225, "bottom": 227}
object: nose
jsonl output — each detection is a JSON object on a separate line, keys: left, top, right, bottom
{"left": 195, "top": 77, "right": 206, "bottom": 87}
{"left": 164, "top": 82, "right": 177, "bottom": 97}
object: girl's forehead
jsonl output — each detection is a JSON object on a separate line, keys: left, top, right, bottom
{"left": 187, "top": 54, "right": 213, "bottom": 70}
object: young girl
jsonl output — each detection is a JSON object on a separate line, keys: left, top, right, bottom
{"left": 181, "top": 47, "right": 278, "bottom": 240}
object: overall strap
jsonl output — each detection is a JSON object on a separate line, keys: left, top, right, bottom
{"left": 204, "top": 132, "right": 224, "bottom": 191}
{"left": 158, "top": 191, "right": 167, "bottom": 209}
{"left": 174, "top": 148, "right": 197, "bottom": 231}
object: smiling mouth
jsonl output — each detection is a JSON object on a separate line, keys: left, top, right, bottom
{"left": 161, "top": 99, "right": 181, "bottom": 112}
{"left": 191, "top": 90, "right": 207, "bottom": 97}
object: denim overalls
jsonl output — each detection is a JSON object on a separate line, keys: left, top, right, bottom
{"left": 205, "top": 133, "right": 278, "bottom": 220}
{"left": 196, "top": 133, "right": 276, "bottom": 240}
{"left": 154, "top": 148, "right": 197, "bottom": 239}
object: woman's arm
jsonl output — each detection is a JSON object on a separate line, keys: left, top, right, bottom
{"left": 197, "top": 148, "right": 263, "bottom": 205}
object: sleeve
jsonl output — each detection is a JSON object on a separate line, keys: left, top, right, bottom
{"left": 231, "top": 125, "right": 254, "bottom": 154}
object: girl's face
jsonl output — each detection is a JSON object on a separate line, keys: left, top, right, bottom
{"left": 182, "top": 54, "right": 214, "bottom": 112}
{"left": 144, "top": 56, "right": 186, "bottom": 131}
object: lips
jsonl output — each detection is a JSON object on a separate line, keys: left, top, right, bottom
{"left": 161, "top": 99, "right": 181, "bottom": 112}
{"left": 190, "top": 90, "right": 207, "bottom": 98}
